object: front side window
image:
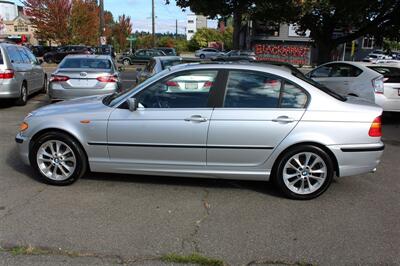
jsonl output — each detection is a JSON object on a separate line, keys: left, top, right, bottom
{"left": 310, "top": 65, "right": 332, "bottom": 78}
{"left": 224, "top": 71, "right": 281, "bottom": 108}
{"left": 135, "top": 70, "right": 218, "bottom": 108}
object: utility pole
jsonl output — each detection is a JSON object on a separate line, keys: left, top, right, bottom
{"left": 99, "top": 0, "right": 105, "bottom": 46}
{"left": 175, "top": 19, "right": 178, "bottom": 39}
{"left": 152, "top": 0, "right": 155, "bottom": 47}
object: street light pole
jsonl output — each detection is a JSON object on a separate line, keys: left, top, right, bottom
{"left": 152, "top": 0, "right": 155, "bottom": 47}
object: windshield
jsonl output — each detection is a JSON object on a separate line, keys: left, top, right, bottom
{"left": 103, "top": 68, "right": 171, "bottom": 107}
{"left": 59, "top": 58, "right": 112, "bottom": 69}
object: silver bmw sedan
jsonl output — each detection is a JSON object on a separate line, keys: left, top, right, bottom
{"left": 48, "top": 54, "right": 122, "bottom": 101}
{"left": 16, "top": 63, "right": 384, "bottom": 199}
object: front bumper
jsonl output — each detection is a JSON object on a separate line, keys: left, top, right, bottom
{"left": 15, "top": 133, "right": 31, "bottom": 166}
{"left": 329, "top": 142, "right": 385, "bottom": 177}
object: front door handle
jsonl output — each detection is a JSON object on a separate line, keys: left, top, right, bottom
{"left": 272, "top": 116, "right": 295, "bottom": 123}
{"left": 184, "top": 115, "right": 208, "bottom": 123}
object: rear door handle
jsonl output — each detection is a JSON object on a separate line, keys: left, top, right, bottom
{"left": 184, "top": 115, "right": 208, "bottom": 123}
{"left": 272, "top": 116, "right": 295, "bottom": 123}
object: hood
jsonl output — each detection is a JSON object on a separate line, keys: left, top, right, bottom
{"left": 31, "top": 95, "right": 112, "bottom": 117}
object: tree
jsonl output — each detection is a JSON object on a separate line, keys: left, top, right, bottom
{"left": 286, "top": 0, "right": 400, "bottom": 63}
{"left": 104, "top": 11, "right": 115, "bottom": 44}
{"left": 113, "top": 15, "right": 133, "bottom": 51}
{"left": 22, "top": 0, "right": 72, "bottom": 44}
{"left": 70, "top": 0, "right": 99, "bottom": 46}
{"left": 168, "top": 0, "right": 256, "bottom": 50}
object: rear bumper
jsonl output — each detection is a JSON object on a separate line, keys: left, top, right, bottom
{"left": 49, "top": 83, "right": 118, "bottom": 101}
{"left": 0, "top": 80, "right": 21, "bottom": 99}
{"left": 375, "top": 94, "right": 400, "bottom": 112}
{"left": 329, "top": 143, "right": 385, "bottom": 177}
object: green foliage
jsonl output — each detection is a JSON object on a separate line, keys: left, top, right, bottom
{"left": 383, "top": 38, "right": 400, "bottom": 52}
{"left": 161, "top": 253, "right": 224, "bottom": 266}
{"left": 188, "top": 28, "right": 232, "bottom": 51}
{"left": 136, "top": 35, "right": 154, "bottom": 49}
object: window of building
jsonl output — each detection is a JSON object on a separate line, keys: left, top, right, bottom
{"left": 188, "top": 20, "right": 194, "bottom": 23}
{"left": 362, "top": 36, "right": 374, "bottom": 49}
{"left": 188, "top": 30, "right": 194, "bottom": 33}
{"left": 14, "top": 21, "right": 28, "bottom": 32}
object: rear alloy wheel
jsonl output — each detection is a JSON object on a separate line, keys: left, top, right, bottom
{"left": 15, "top": 83, "right": 28, "bottom": 106}
{"left": 200, "top": 54, "right": 205, "bottom": 59}
{"left": 123, "top": 59, "right": 131, "bottom": 66}
{"left": 274, "top": 145, "right": 334, "bottom": 200}
{"left": 30, "top": 132, "right": 87, "bottom": 185}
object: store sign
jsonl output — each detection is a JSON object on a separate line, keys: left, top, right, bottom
{"left": 254, "top": 43, "right": 311, "bottom": 65}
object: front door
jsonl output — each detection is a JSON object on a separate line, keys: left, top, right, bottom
{"left": 207, "top": 70, "right": 308, "bottom": 167}
{"left": 107, "top": 69, "right": 220, "bottom": 166}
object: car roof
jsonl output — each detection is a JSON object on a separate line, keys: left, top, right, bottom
{"left": 168, "top": 61, "right": 292, "bottom": 76}
{"left": 63, "top": 54, "right": 112, "bottom": 60}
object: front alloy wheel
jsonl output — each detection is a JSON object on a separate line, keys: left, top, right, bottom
{"left": 30, "top": 132, "right": 87, "bottom": 185}
{"left": 275, "top": 145, "right": 334, "bottom": 200}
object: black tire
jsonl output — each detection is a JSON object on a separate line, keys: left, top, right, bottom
{"left": 46, "top": 58, "right": 53, "bottom": 64}
{"left": 15, "top": 83, "right": 28, "bottom": 106}
{"left": 30, "top": 132, "right": 88, "bottom": 186}
{"left": 273, "top": 145, "right": 334, "bottom": 200}
{"left": 123, "top": 59, "right": 131, "bottom": 66}
{"left": 200, "top": 54, "right": 205, "bottom": 59}
{"left": 41, "top": 75, "right": 48, "bottom": 94}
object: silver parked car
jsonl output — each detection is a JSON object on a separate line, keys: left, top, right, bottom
{"left": 195, "top": 48, "right": 224, "bottom": 59}
{"left": 0, "top": 42, "right": 47, "bottom": 105}
{"left": 16, "top": 63, "right": 384, "bottom": 199}
{"left": 48, "top": 54, "right": 122, "bottom": 101}
{"left": 308, "top": 61, "right": 400, "bottom": 112}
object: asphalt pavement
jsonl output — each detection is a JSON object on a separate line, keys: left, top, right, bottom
{"left": 0, "top": 70, "right": 399, "bottom": 266}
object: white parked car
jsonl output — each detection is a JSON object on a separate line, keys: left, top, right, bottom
{"left": 307, "top": 61, "right": 400, "bottom": 112}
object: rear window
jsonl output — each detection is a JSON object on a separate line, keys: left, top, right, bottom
{"left": 161, "top": 59, "right": 182, "bottom": 69}
{"left": 368, "top": 66, "right": 400, "bottom": 83}
{"left": 59, "top": 58, "right": 112, "bottom": 69}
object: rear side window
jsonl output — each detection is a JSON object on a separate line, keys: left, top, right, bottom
{"left": 330, "top": 64, "right": 362, "bottom": 77}
{"left": 310, "top": 65, "right": 332, "bottom": 78}
{"left": 224, "top": 70, "right": 309, "bottom": 108}
{"left": 18, "top": 48, "right": 31, "bottom": 64}
{"left": 59, "top": 58, "right": 112, "bottom": 69}
{"left": 6, "top": 46, "right": 23, "bottom": 64}
{"left": 368, "top": 66, "right": 400, "bottom": 83}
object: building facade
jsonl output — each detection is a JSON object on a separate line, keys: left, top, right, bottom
{"left": 186, "top": 14, "right": 207, "bottom": 41}
{"left": 0, "top": 1, "right": 37, "bottom": 45}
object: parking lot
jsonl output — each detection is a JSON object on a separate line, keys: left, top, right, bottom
{"left": 0, "top": 68, "right": 400, "bottom": 266}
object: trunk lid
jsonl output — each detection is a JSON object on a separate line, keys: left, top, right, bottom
{"left": 52, "top": 68, "right": 114, "bottom": 89}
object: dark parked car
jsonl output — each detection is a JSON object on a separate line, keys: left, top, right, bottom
{"left": 43, "top": 45, "right": 92, "bottom": 64}
{"left": 31, "top": 45, "right": 56, "bottom": 57}
{"left": 94, "top": 45, "right": 116, "bottom": 58}
{"left": 213, "top": 50, "right": 256, "bottom": 61}
{"left": 118, "top": 49, "right": 166, "bottom": 65}
{"left": 154, "top": 47, "right": 177, "bottom": 56}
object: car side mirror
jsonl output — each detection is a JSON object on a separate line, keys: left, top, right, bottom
{"left": 127, "top": 98, "right": 139, "bottom": 112}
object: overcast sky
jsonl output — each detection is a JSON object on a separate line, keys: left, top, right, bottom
{"left": 11, "top": 0, "right": 217, "bottom": 34}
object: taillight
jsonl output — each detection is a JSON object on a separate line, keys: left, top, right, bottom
{"left": 165, "top": 81, "right": 179, "bottom": 87}
{"left": 96, "top": 75, "right": 118, "bottom": 83}
{"left": 372, "top": 76, "right": 384, "bottom": 94}
{"left": 0, "top": 69, "right": 15, "bottom": 79}
{"left": 203, "top": 81, "right": 213, "bottom": 88}
{"left": 50, "top": 75, "right": 70, "bottom": 82}
{"left": 368, "top": 116, "right": 382, "bottom": 137}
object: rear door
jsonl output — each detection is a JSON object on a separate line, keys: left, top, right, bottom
{"left": 207, "top": 69, "right": 308, "bottom": 167}
{"left": 22, "top": 47, "right": 44, "bottom": 91}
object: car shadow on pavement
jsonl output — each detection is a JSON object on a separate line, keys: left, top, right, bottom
{"left": 6, "top": 144, "right": 284, "bottom": 198}
{"left": 82, "top": 171, "right": 284, "bottom": 198}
